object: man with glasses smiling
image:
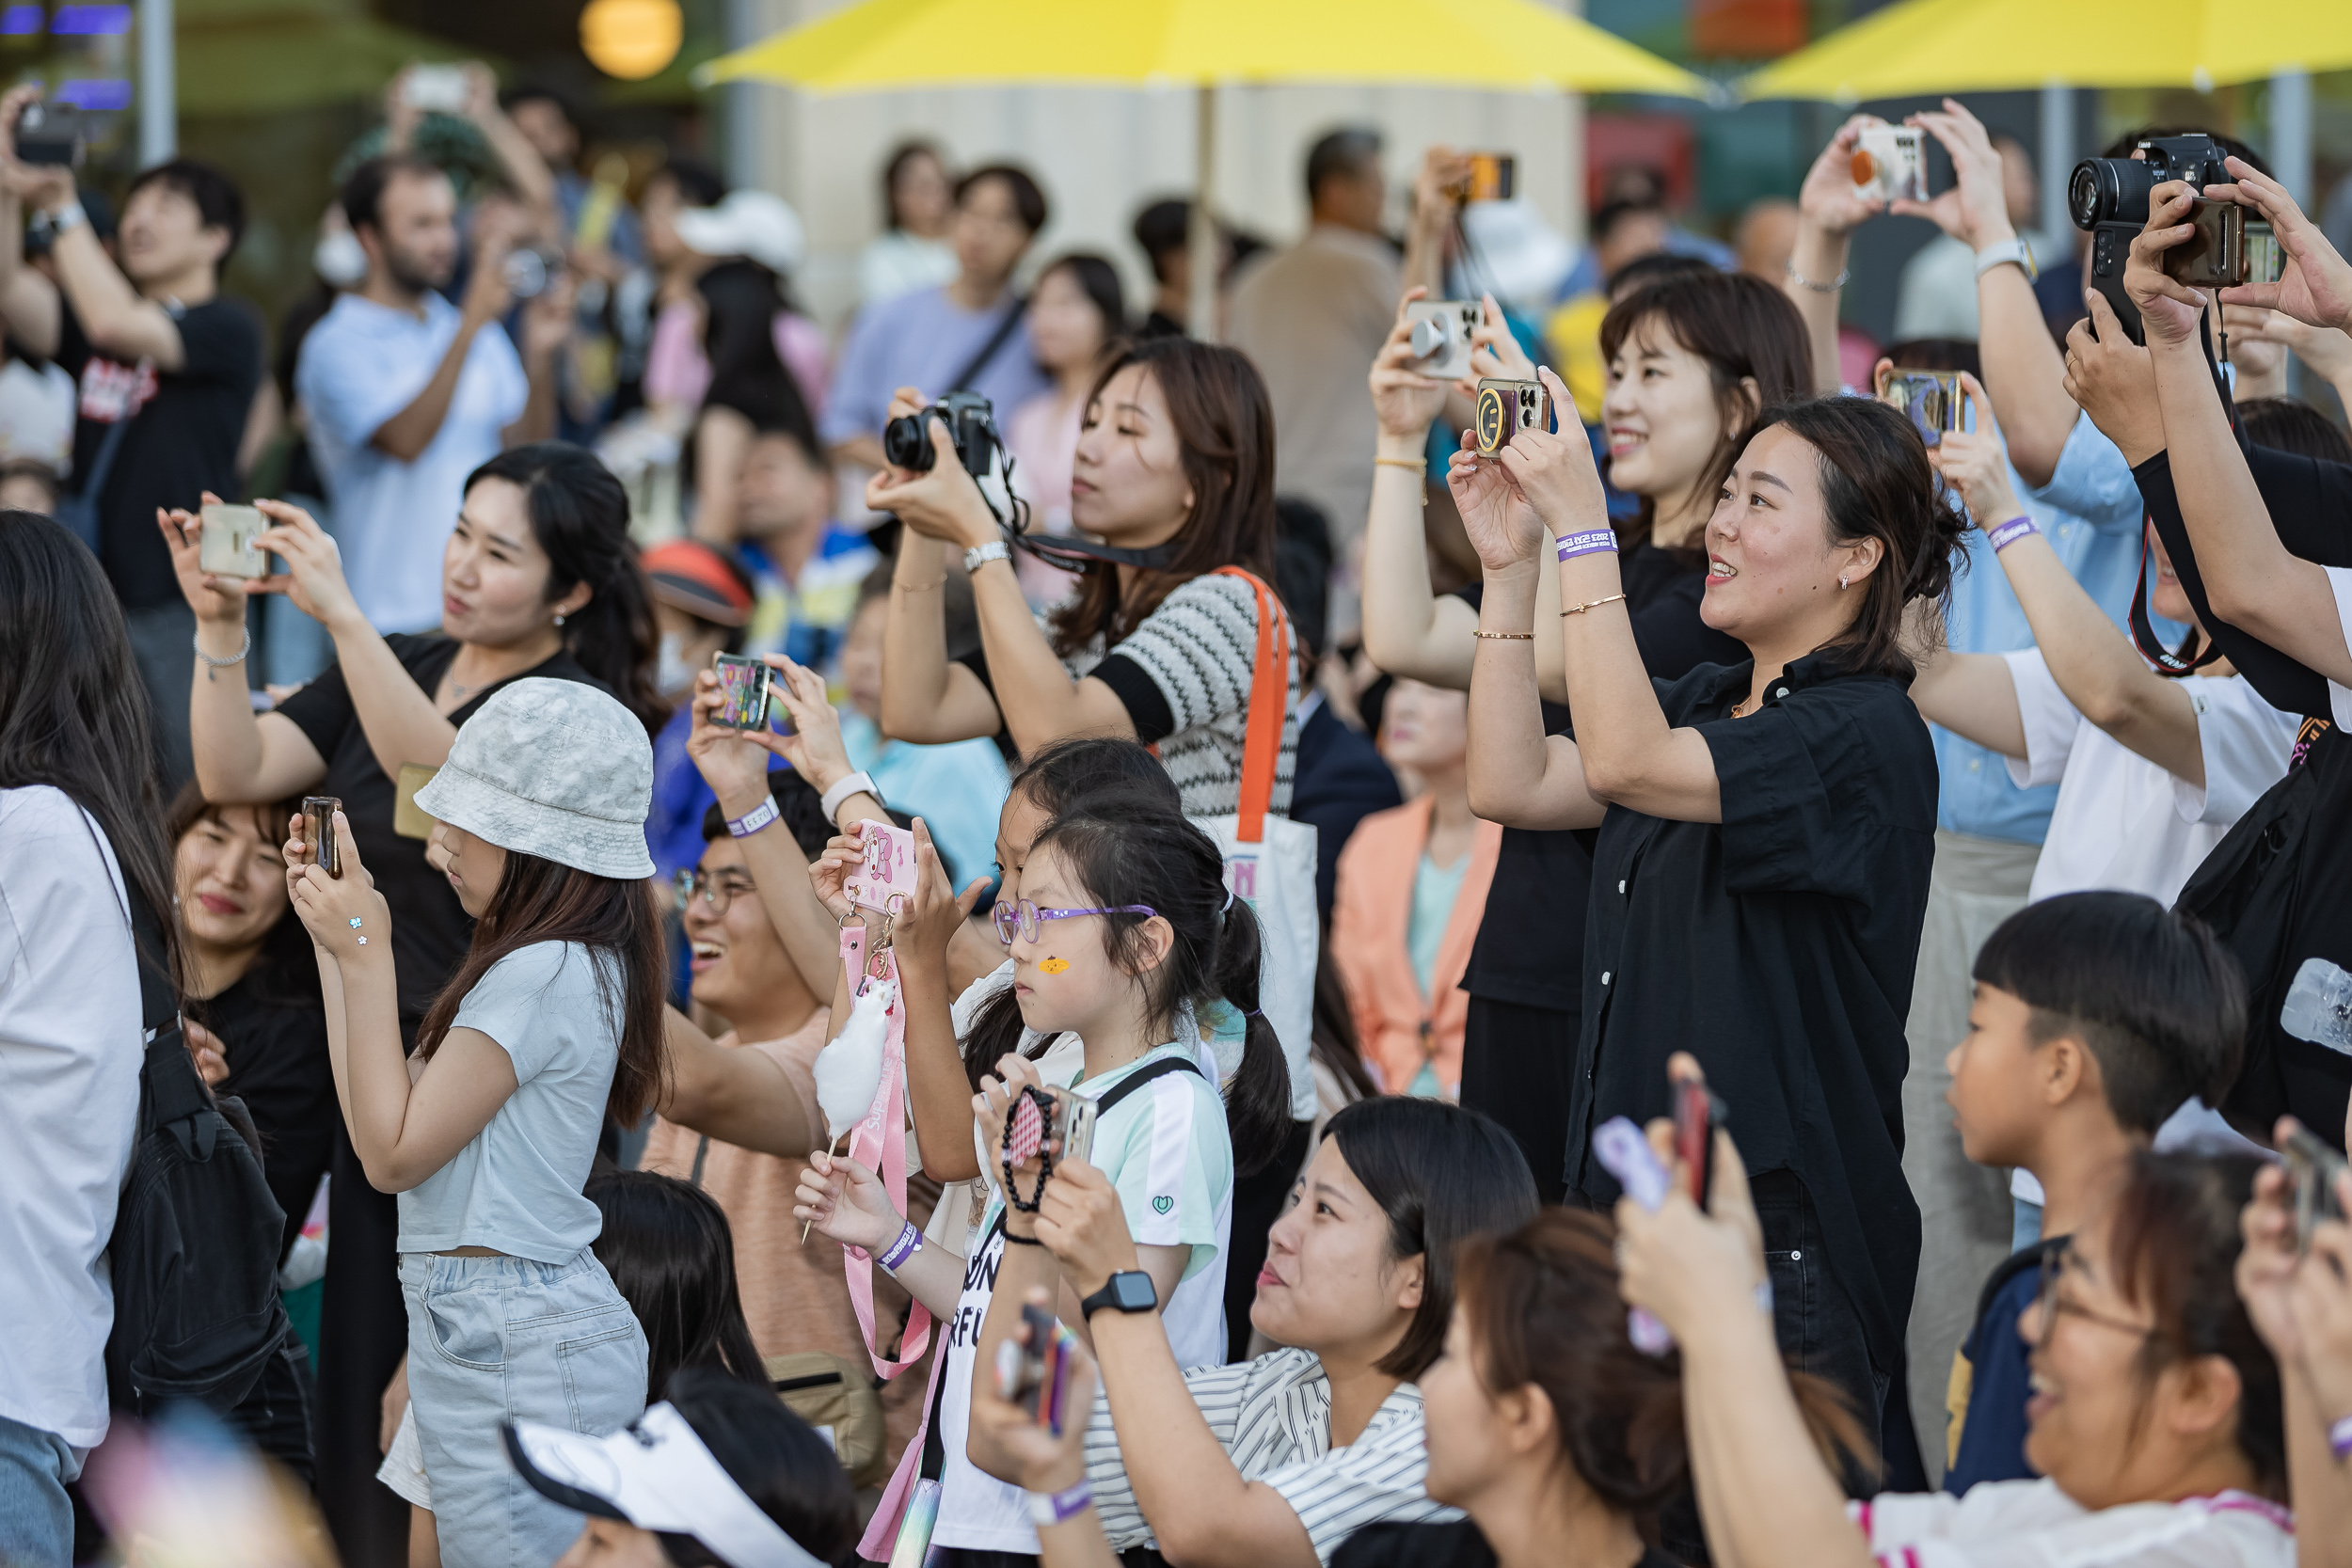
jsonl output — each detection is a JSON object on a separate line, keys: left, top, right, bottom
{"left": 639, "top": 773, "right": 939, "bottom": 1465}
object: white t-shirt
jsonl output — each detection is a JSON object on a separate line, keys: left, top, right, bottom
{"left": 2328, "top": 565, "right": 2352, "bottom": 732}
{"left": 1084, "top": 1347, "right": 1462, "bottom": 1561}
{"left": 0, "top": 786, "right": 142, "bottom": 1449}
{"left": 1851, "top": 1478, "right": 2293, "bottom": 1567}
{"left": 1998, "top": 649, "right": 2298, "bottom": 907}
{"left": 396, "top": 942, "right": 619, "bottom": 1261}
{"left": 295, "top": 291, "right": 529, "bottom": 634}
{"left": 931, "top": 973, "right": 1234, "bottom": 1554}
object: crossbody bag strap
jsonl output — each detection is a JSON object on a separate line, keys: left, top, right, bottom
{"left": 1210, "top": 566, "right": 1293, "bottom": 847}
{"left": 944, "top": 298, "right": 1027, "bottom": 395}
{"left": 1089, "top": 1052, "right": 1207, "bottom": 1116}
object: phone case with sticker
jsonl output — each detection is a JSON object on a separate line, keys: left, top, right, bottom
{"left": 843, "top": 818, "right": 917, "bottom": 917}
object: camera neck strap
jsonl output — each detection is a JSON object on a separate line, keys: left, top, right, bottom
{"left": 2127, "top": 523, "right": 2220, "bottom": 676}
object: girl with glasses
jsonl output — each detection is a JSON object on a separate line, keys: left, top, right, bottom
{"left": 797, "top": 787, "right": 1292, "bottom": 1567}
{"left": 1617, "top": 1084, "right": 2289, "bottom": 1568}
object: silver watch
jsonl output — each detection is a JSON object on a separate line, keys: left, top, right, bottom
{"left": 963, "top": 540, "right": 1010, "bottom": 575}
{"left": 1973, "top": 236, "right": 2038, "bottom": 283}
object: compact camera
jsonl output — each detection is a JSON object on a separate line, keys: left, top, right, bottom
{"left": 882, "top": 390, "right": 1001, "bottom": 477}
{"left": 1850, "top": 125, "right": 1925, "bottom": 204}
{"left": 15, "top": 101, "right": 85, "bottom": 168}
{"left": 1473, "top": 378, "right": 1549, "bottom": 455}
{"left": 711, "top": 653, "right": 791, "bottom": 734}
{"left": 197, "top": 502, "right": 270, "bottom": 578}
{"left": 1403, "top": 299, "right": 1481, "bottom": 381}
{"left": 1449, "top": 152, "right": 1516, "bottom": 204}
{"left": 1877, "top": 369, "right": 1966, "bottom": 448}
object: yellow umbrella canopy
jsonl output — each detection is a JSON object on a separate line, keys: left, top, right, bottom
{"left": 698, "top": 0, "right": 1708, "bottom": 98}
{"left": 1740, "top": 0, "right": 2352, "bottom": 103}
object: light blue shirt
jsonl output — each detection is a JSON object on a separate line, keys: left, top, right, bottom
{"left": 1933, "top": 414, "right": 2183, "bottom": 845}
{"left": 838, "top": 709, "right": 1010, "bottom": 894}
{"left": 296, "top": 291, "right": 528, "bottom": 633}
{"left": 820, "top": 285, "right": 1050, "bottom": 451}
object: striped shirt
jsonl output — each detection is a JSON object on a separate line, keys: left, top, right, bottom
{"left": 1851, "top": 1479, "right": 2294, "bottom": 1568}
{"left": 1083, "top": 1347, "right": 1460, "bottom": 1563}
{"left": 1069, "top": 572, "right": 1301, "bottom": 819}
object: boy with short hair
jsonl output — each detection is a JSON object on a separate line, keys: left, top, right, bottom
{"left": 1940, "top": 891, "right": 2246, "bottom": 1493}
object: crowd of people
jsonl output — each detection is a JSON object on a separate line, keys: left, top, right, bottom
{"left": 6, "top": 56, "right": 2352, "bottom": 1568}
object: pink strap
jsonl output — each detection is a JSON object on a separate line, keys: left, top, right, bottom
{"left": 836, "top": 927, "right": 934, "bottom": 1380}
{"left": 857, "top": 1356, "right": 942, "bottom": 1559}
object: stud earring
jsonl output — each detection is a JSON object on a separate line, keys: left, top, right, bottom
{"left": 1837, "top": 575, "right": 1850, "bottom": 590}
{"left": 553, "top": 611, "right": 566, "bottom": 627}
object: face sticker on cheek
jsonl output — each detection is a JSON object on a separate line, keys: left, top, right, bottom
{"left": 1038, "top": 958, "right": 1071, "bottom": 975}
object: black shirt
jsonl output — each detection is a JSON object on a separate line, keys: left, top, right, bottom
{"left": 277, "top": 633, "right": 605, "bottom": 1031}
{"left": 195, "top": 965, "right": 334, "bottom": 1260}
{"left": 1565, "top": 649, "right": 1935, "bottom": 1379}
{"left": 1331, "top": 1519, "right": 1681, "bottom": 1568}
{"left": 1455, "top": 545, "right": 1748, "bottom": 1013}
{"left": 57, "top": 293, "right": 263, "bottom": 610}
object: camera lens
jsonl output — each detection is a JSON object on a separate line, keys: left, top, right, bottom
{"left": 2068, "top": 160, "right": 2116, "bottom": 230}
{"left": 882, "top": 411, "right": 938, "bottom": 472}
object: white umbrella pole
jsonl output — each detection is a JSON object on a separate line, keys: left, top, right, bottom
{"left": 2038, "top": 83, "right": 2072, "bottom": 251}
{"left": 1188, "top": 82, "right": 1221, "bottom": 344}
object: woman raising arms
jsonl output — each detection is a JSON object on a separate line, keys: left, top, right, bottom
{"left": 1463, "top": 372, "right": 1960, "bottom": 1453}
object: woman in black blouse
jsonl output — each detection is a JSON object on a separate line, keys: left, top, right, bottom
{"left": 1360, "top": 275, "right": 1809, "bottom": 1201}
{"left": 164, "top": 442, "right": 664, "bottom": 1565}
{"left": 1462, "top": 379, "right": 1961, "bottom": 1459}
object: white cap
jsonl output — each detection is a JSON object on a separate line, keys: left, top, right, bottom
{"left": 675, "top": 190, "right": 805, "bottom": 275}
{"left": 504, "top": 1402, "right": 825, "bottom": 1568}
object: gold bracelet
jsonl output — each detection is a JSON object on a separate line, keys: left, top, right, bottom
{"left": 893, "top": 577, "right": 946, "bottom": 593}
{"left": 1562, "top": 594, "right": 1629, "bottom": 616}
{"left": 1472, "top": 629, "right": 1534, "bottom": 641}
{"left": 1374, "top": 455, "right": 1426, "bottom": 471}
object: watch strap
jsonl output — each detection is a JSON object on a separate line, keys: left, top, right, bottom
{"left": 1974, "top": 236, "right": 2037, "bottom": 282}
{"left": 964, "top": 540, "right": 1011, "bottom": 574}
{"left": 819, "top": 769, "right": 881, "bottom": 822}
{"left": 1081, "top": 1269, "right": 1156, "bottom": 1319}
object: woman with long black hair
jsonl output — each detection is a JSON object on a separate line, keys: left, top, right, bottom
{"left": 165, "top": 439, "right": 660, "bottom": 1560}
{"left": 0, "top": 510, "right": 179, "bottom": 1568}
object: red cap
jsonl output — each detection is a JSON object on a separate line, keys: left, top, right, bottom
{"left": 641, "top": 540, "right": 753, "bottom": 628}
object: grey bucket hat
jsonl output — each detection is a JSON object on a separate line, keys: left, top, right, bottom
{"left": 413, "top": 679, "right": 656, "bottom": 879}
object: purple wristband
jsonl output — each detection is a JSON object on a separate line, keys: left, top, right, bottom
{"left": 1986, "top": 515, "right": 2040, "bottom": 553}
{"left": 2330, "top": 1414, "right": 2352, "bottom": 1463}
{"left": 725, "top": 796, "right": 780, "bottom": 839}
{"left": 1555, "top": 529, "right": 1619, "bottom": 563}
{"left": 877, "top": 1220, "right": 923, "bottom": 1273}
{"left": 1027, "top": 1480, "right": 1093, "bottom": 1527}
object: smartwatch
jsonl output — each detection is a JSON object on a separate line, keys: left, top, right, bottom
{"left": 1080, "top": 1270, "right": 1158, "bottom": 1319}
{"left": 1973, "top": 236, "right": 2038, "bottom": 283}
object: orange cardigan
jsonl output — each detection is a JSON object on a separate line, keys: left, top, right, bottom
{"left": 1328, "top": 795, "right": 1502, "bottom": 1099}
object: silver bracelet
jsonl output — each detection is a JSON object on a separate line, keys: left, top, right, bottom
{"left": 193, "top": 626, "right": 250, "bottom": 681}
{"left": 963, "top": 540, "right": 1011, "bottom": 575}
{"left": 1784, "top": 261, "right": 1850, "bottom": 293}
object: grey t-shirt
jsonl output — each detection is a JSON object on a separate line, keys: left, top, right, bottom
{"left": 396, "top": 941, "right": 620, "bottom": 1261}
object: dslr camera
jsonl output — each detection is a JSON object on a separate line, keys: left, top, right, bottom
{"left": 2069, "top": 133, "right": 2278, "bottom": 345}
{"left": 882, "top": 390, "right": 1002, "bottom": 477}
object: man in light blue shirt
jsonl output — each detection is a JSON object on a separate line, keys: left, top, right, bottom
{"left": 824, "top": 166, "right": 1052, "bottom": 471}
{"left": 296, "top": 155, "right": 561, "bottom": 633}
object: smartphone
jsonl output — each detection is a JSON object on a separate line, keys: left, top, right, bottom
{"left": 1879, "top": 369, "right": 1966, "bottom": 448}
{"left": 2283, "top": 1126, "right": 2348, "bottom": 1254}
{"left": 1851, "top": 125, "right": 1925, "bottom": 203}
{"left": 1403, "top": 298, "right": 1480, "bottom": 381}
{"left": 1673, "top": 1077, "right": 1727, "bottom": 1211}
{"left": 1454, "top": 152, "right": 1516, "bottom": 203}
{"left": 197, "top": 502, "right": 268, "bottom": 578}
{"left": 302, "top": 796, "right": 342, "bottom": 879}
{"left": 993, "top": 1300, "right": 1075, "bottom": 1431}
{"left": 711, "top": 653, "right": 777, "bottom": 732}
{"left": 1056, "top": 1093, "right": 1099, "bottom": 1170}
{"left": 402, "top": 64, "right": 470, "bottom": 115}
{"left": 843, "top": 817, "right": 917, "bottom": 918}
{"left": 14, "top": 101, "right": 84, "bottom": 168}
{"left": 2164, "top": 197, "right": 2245, "bottom": 288}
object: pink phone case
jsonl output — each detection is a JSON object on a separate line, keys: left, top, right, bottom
{"left": 844, "top": 818, "right": 916, "bottom": 916}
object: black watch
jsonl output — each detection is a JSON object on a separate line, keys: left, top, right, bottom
{"left": 1080, "top": 1270, "right": 1157, "bottom": 1319}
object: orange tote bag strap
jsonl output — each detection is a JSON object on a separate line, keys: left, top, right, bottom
{"left": 1212, "top": 565, "right": 1292, "bottom": 847}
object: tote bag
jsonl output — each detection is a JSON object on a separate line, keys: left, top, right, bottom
{"left": 1193, "top": 566, "right": 1318, "bottom": 1122}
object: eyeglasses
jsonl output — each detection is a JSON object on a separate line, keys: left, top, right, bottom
{"left": 993, "top": 898, "right": 1156, "bottom": 946}
{"left": 675, "top": 868, "right": 756, "bottom": 918}
{"left": 2030, "top": 1244, "right": 2158, "bottom": 1345}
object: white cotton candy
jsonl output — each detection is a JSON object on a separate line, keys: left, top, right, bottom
{"left": 815, "top": 979, "right": 893, "bottom": 1143}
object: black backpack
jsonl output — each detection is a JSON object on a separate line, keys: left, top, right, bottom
{"left": 104, "top": 893, "right": 294, "bottom": 1417}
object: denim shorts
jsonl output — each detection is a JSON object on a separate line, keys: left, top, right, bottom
{"left": 398, "top": 1248, "right": 648, "bottom": 1568}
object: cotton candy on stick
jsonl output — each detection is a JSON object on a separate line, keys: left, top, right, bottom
{"left": 803, "top": 976, "right": 894, "bottom": 1243}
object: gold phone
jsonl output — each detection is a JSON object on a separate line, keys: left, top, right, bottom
{"left": 393, "top": 764, "right": 439, "bottom": 841}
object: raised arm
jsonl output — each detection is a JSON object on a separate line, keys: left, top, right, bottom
{"left": 657, "top": 1005, "right": 826, "bottom": 1158}
{"left": 2130, "top": 182, "right": 2352, "bottom": 689}
{"left": 1400, "top": 148, "right": 1468, "bottom": 298}
{"left": 1901, "top": 595, "right": 2027, "bottom": 760}
{"left": 872, "top": 388, "right": 1014, "bottom": 744}
{"left": 1496, "top": 369, "right": 1724, "bottom": 823}
{"left": 1784, "top": 115, "right": 1888, "bottom": 396}
{"left": 888, "top": 819, "right": 992, "bottom": 1184}
{"left": 0, "top": 95, "right": 60, "bottom": 357}
{"left": 1902, "top": 101, "right": 2077, "bottom": 487}
{"left": 372, "top": 223, "right": 515, "bottom": 462}
{"left": 1934, "top": 372, "right": 2206, "bottom": 781}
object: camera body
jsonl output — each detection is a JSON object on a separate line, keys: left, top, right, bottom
{"left": 2070, "top": 133, "right": 2241, "bottom": 346}
{"left": 1473, "top": 378, "right": 1549, "bottom": 455}
{"left": 882, "top": 390, "right": 1000, "bottom": 477}
{"left": 1403, "top": 299, "right": 1481, "bottom": 381}
{"left": 15, "top": 101, "right": 85, "bottom": 168}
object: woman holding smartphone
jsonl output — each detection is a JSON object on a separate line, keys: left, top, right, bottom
{"left": 162, "top": 441, "right": 661, "bottom": 1550}
{"left": 284, "top": 678, "right": 664, "bottom": 1568}
{"left": 1462, "top": 373, "right": 1960, "bottom": 1463}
